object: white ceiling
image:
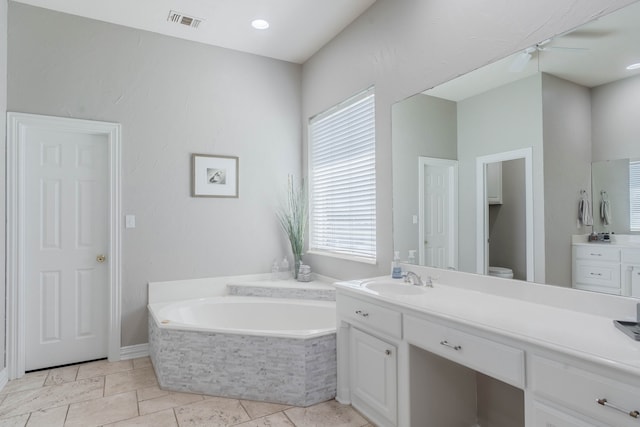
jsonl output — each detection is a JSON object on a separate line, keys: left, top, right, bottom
{"left": 426, "top": 1, "right": 640, "bottom": 101}
{"left": 11, "top": 0, "right": 376, "bottom": 64}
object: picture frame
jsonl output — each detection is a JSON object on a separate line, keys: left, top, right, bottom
{"left": 191, "top": 153, "right": 239, "bottom": 198}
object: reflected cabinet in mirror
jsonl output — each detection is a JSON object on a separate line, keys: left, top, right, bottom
{"left": 392, "top": 1, "right": 640, "bottom": 297}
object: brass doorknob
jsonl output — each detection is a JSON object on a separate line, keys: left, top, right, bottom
{"left": 96, "top": 254, "right": 106, "bottom": 263}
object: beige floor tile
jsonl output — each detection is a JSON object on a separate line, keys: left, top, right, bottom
{"left": 137, "top": 386, "right": 170, "bottom": 402}
{"left": 77, "top": 359, "right": 133, "bottom": 380}
{"left": 103, "top": 408, "right": 178, "bottom": 427}
{"left": 64, "top": 391, "right": 138, "bottom": 427}
{"left": 240, "top": 400, "right": 292, "bottom": 419}
{"left": 284, "top": 400, "right": 369, "bottom": 427}
{"left": 234, "top": 412, "right": 295, "bottom": 427}
{"left": 0, "top": 414, "right": 29, "bottom": 427}
{"left": 0, "top": 376, "right": 104, "bottom": 418}
{"left": 132, "top": 357, "right": 152, "bottom": 370}
{"left": 0, "top": 371, "right": 48, "bottom": 395}
{"left": 104, "top": 366, "right": 158, "bottom": 396}
{"left": 25, "top": 405, "right": 68, "bottom": 427}
{"left": 139, "top": 391, "right": 203, "bottom": 415}
{"left": 44, "top": 365, "right": 78, "bottom": 386}
{"left": 174, "top": 397, "right": 250, "bottom": 427}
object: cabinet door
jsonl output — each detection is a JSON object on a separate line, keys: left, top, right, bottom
{"left": 350, "top": 328, "right": 397, "bottom": 424}
{"left": 622, "top": 264, "right": 640, "bottom": 297}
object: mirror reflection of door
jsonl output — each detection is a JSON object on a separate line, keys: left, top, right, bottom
{"left": 419, "top": 157, "right": 458, "bottom": 269}
{"left": 486, "top": 159, "right": 526, "bottom": 280}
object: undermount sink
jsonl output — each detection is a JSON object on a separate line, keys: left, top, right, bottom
{"left": 363, "top": 281, "right": 428, "bottom": 295}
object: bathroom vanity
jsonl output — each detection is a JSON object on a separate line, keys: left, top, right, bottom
{"left": 572, "top": 235, "right": 640, "bottom": 297}
{"left": 335, "top": 267, "right": 640, "bottom": 427}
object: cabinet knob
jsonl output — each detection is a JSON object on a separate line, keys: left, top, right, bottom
{"left": 385, "top": 349, "right": 392, "bottom": 356}
{"left": 355, "top": 310, "right": 369, "bottom": 318}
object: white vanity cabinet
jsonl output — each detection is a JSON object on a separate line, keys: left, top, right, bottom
{"left": 573, "top": 243, "right": 640, "bottom": 297}
{"left": 337, "top": 293, "right": 400, "bottom": 427}
{"left": 336, "top": 276, "right": 640, "bottom": 427}
{"left": 528, "top": 353, "right": 640, "bottom": 427}
{"left": 622, "top": 248, "right": 640, "bottom": 298}
{"left": 572, "top": 244, "right": 622, "bottom": 295}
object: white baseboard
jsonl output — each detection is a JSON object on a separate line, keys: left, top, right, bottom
{"left": 119, "top": 343, "right": 149, "bottom": 360}
{"left": 0, "top": 368, "right": 8, "bottom": 392}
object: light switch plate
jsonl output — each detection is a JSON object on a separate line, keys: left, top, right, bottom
{"left": 125, "top": 215, "right": 136, "bottom": 229}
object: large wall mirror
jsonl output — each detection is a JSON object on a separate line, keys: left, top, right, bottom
{"left": 392, "top": 1, "right": 640, "bottom": 297}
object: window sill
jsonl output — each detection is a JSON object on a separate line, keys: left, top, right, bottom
{"left": 306, "top": 250, "right": 377, "bottom": 266}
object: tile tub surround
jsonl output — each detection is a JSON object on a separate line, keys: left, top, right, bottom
{"left": 226, "top": 283, "right": 336, "bottom": 301}
{"left": 148, "top": 274, "right": 337, "bottom": 305}
{"left": 149, "top": 316, "right": 337, "bottom": 407}
{"left": 0, "top": 358, "right": 371, "bottom": 426}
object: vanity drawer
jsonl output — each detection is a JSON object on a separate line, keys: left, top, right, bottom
{"left": 574, "top": 260, "right": 620, "bottom": 288}
{"left": 575, "top": 245, "right": 620, "bottom": 262}
{"left": 404, "top": 315, "right": 524, "bottom": 388}
{"left": 337, "top": 294, "right": 402, "bottom": 339}
{"left": 530, "top": 355, "right": 640, "bottom": 427}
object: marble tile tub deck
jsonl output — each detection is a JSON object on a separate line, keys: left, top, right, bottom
{"left": 0, "top": 358, "right": 373, "bottom": 427}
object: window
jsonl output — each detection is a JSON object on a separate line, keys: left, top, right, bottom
{"left": 631, "top": 160, "right": 640, "bottom": 232}
{"left": 309, "top": 88, "right": 376, "bottom": 262}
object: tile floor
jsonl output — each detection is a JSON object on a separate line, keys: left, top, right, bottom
{"left": 0, "top": 358, "right": 373, "bottom": 427}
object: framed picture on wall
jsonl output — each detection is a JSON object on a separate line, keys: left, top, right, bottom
{"left": 191, "top": 154, "right": 239, "bottom": 198}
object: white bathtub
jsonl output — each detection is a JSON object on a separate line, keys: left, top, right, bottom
{"left": 148, "top": 295, "right": 338, "bottom": 406}
{"left": 150, "top": 296, "right": 336, "bottom": 338}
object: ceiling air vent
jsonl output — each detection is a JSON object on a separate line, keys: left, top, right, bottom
{"left": 167, "top": 10, "right": 204, "bottom": 29}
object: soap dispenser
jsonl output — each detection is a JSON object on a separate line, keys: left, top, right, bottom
{"left": 392, "top": 251, "right": 402, "bottom": 278}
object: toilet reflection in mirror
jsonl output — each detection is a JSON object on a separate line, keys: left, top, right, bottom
{"left": 477, "top": 149, "right": 533, "bottom": 282}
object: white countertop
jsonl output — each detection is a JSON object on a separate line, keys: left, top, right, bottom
{"left": 335, "top": 276, "right": 640, "bottom": 376}
{"left": 572, "top": 233, "right": 640, "bottom": 248}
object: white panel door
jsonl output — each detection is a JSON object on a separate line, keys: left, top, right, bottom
{"left": 24, "top": 128, "right": 109, "bottom": 371}
{"left": 424, "top": 164, "right": 451, "bottom": 268}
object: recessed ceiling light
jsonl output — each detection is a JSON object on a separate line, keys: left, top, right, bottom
{"left": 626, "top": 63, "right": 640, "bottom": 70}
{"left": 251, "top": 19, "right": 270, "bottom": 30}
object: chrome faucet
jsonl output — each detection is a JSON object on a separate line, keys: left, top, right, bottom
{"left": 404, "top": 271, "right": 433, "bottom": 287}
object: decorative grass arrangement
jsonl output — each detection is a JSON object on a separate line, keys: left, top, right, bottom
{"left": 277, "top": 176, "right": 308, "bottom": 279}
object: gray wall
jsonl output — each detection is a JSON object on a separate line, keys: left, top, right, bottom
{"left": 0, "top": 0, "right": 7, "bottom": 368}
{"left": 541, "top": 73, "right": 592, "bottom": 287}
{"left": 7, "top": 3, "right": 302, "bottom": 346}
{"left": 301, "top": 0, "right": 631, "bottom": 280}
{"left": 489, "top": 159, "right": 526, "bottom": 281}
{"left": 592, "top": 75, "right": 640, "bottom": 161}
{"left": 592, "top": 159, "right": 630, "bottom": 233}
{"left": 457, "top": 75, "right": 545, "bottom": 280}
{"left": 391, "top": 93, "right": 457, "bottom": 259}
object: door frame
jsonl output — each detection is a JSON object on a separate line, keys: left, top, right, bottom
{"left": 475, "top": 147, "right": 533, "bottom": 281}
{"left": 418, "top": 156, "right": 458, "bottom": 268}
{"left": 6, "top": 112, "right": 122, "bottom": 379}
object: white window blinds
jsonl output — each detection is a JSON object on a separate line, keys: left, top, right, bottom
{"left": 630, "top": 160, "right": 640, "bottom": 231}
{"left": 309, "top": 88, "right": 376, "bottom": 261}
